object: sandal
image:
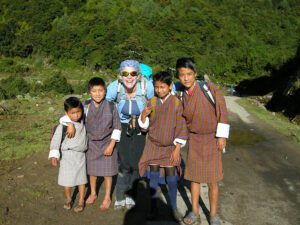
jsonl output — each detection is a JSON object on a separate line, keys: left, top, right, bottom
{"left": 210, "top": 216, "right": 221, "bottom": 225}
{"left": 73, "top": 204, "right": 84, "bottom": 213}
{"left": 85, "top": 194, "right": 97, "bottom": 204}
{"left": 100, "top": 199, "right": 111, "bottom": 211}
{"left": 63, "top": 201, "right": 73, "bottom": 210}
{"left": 183, "top": 211, "right": 201, "bottom": 225}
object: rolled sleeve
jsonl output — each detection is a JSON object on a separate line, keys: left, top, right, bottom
{"left": 48, "top": 149, "right": 60, "bottom": 160}
{"left": 111, "top": 129, "right": 121, "bottom": 142}
{"left": 138, "top": 115, "right": 149, "bottom": 129}
{"left": 216, "top": 123, "right": 230, "bottom": 138}
{"left": 173, "top": 138, "right": 187, "bottom": 148}
{"left": 59, "top": 115, "right": 72, "bottom": 125}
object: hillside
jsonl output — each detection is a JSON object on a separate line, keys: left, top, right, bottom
{"left": 0, "top": 0, "right": 300, "bottom": 83}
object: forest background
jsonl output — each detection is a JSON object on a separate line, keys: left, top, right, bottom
{"left": 0, "top": 0, "right": 299, "bottom": 160}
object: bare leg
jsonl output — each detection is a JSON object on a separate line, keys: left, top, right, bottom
{"left": 184, "top": 182, "right": 200, "bottom": 224}
{"left": 100, "top": 176, "right": 112, "bottom": 210}
{"left": 78, "top": 184, "right": 85, "bottom": 205}
{"left": 89, "top": 175, "right": 97, "bottom": 196}
{"left": 191, "top": 182, "right": 200, "bottom": 215}
{"left": 86, "top": 176, "right": 97, "bottom": 204}
{"left": 64, "top": 187, "right": 72, "bottom": 202}
{"left": 208, "top": 182, "right": 219, "bottom": 217}
{"left": 104, "top": 176, "right": 112, "bottom": 201}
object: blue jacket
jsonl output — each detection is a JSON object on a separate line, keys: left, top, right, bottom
{"left": 106, "top": 79, "right": 154, "bottom": 124}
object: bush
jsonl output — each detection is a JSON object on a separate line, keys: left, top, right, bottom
{"left": 0, "top": 87, "right": 7, "bottom": 100}
{"left": 73, "top": 80, "right": 88, "bottom": 95}
{"left": 30, "top": 80, "right": 45, "bottom": 95}
{"left": 0, "top": 57, "right": 14, "bottom": 72}
{"left": 44, "top": 72, "right": 73, "bottom": 94}
{"left": 0, "top": 75, "right": 30, "bottom": 99}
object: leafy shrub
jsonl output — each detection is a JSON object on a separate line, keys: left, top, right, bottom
{"left": 73, "top": 80, "right": 88, "bottom": 95}
{"left": 0, "top": 75, "right": 30, "bottom": 99}
{"left": 30, "top": 81, "right": 45, "bottom": 95}
{"left": 0, "top": 87, "right": 7, "bottom": 100}
{"left": 44, "top": 72, "right": 73, "bottom": 94}
{"left": 0, "top": 58, "right": 14, "bottom": 72}
{"left": 12, "top": 63, "right": 31, "bottom": 74}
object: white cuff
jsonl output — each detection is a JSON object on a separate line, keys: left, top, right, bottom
{"left": 48, "top": 149, "right": 60, "bottom": 160}
{"left": 59, "top": 115, "right": 72, "bottom": 126}
{"left": 216, "top": 123, "right": 230, "bottom": 138}
{"left": 111, "top": 129, "right": 121, "bottom": 142}
{"left": 173, "top": 138, "right": 187, "bottom": 148}
{"left": 138, "top": 115, "right": 149, "bottom": 129}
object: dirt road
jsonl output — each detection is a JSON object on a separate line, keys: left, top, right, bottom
{"left": 0, "top": 97, "right": 299, "bottom": 225}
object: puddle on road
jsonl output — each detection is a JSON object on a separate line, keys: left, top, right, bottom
{"left": 229, "top": 128, "right": 265, "bottom": 146}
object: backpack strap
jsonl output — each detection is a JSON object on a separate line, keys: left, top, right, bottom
{"left": 61, "top": 125, "right": 68, "bottom": 144}
{"left": 179, "top": 91, "right": 183, "bottom": 102}
{"left": 115, "top": 80, "right": 122, "bottom": 104}
{"left": 108, "top": 101, "right": 115, "bottom": 115}
{"left": 138, "top": 77, "right": 148, "bottom": 105}
{"left": 141, "top": 77, "right": 147, "bottom": 96}
{"left": 83, "top": 99, "right": 92, "bottom": 117}
{"left": 59, "top": 125, "right": 68, "bottom": 159}
{"left": 115, "top": 78, "right": 148, "bottom": 105}
{"left": 198, "top": 80, "right": 216, "bottom": 109}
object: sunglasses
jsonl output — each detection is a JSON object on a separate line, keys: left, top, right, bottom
{"left": 121, "top": 71, "right": 138, "bottom": 77}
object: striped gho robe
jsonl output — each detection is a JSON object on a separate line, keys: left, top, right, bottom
{"left": 182, "top": 81, "right": 229, "bottom": 183}
{"left": 138, "top": 94, "right": 188, "bottom": 178}
{"left": 85, "top": 100, "right": 122, "bottom": 177}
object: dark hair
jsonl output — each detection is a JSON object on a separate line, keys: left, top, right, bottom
{"left": 175, "top": 57, "right": 197, "bottom": 77}
{"left": 64, "top": 96, "right": 83, "bottom": 113}
{"left": 88, "top": 77, "right": 106, "bottom": 91}
{"left": 152, "top": 71, "right": 173, "bottom": 86}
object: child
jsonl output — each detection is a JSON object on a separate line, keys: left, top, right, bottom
{"left": 176, "top": 58, "right": 229, "bottom": 225}
{"left": 49, "top": 96, "right": 87, "bottom": 213}
{"left": 61, "top": 77, "right": 122, "bottom": 211}
{"left": 138, "top": 71, "right": 188, "bottom": 221}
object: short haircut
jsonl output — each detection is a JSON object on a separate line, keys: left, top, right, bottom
{"left": 88, "top": 77, "right": 106, "bottom": 91}
{"left": 64, "top": 96, "right": 83, "bottom": 112}
{"left": 152, "top": 71, "right": 173, "bottom": 86}
{"left": 175, "top": 57, "right": 197, "bottom": 77}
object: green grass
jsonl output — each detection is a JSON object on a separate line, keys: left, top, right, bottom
{"left": 0, "top": 56, "right": 117, "bottom": 83}
{"left": 0, "top": 93, "right": 92, "bottom": 161}
{"left": 0, "top": 97, "right": 63, "bottom": 160}
{"left": 238, "top": 98, "right": 300, "bottom": 144}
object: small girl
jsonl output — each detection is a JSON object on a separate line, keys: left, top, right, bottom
{"left": 138, "top": 71, "right": 188, "bottom": 221}
{"left": 49, "top": 96, "right": 87, "bottom": 213}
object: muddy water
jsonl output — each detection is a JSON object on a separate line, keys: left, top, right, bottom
{"left": 229, "top": 128, "right": 265, "bottom": 146}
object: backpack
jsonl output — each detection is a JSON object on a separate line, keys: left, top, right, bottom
{"left": 50, "top": 124, "right": 68, "bottom": 159}
{"left": 179, "top": 80, "right": 216, "bottom": 109}
{"left": 115, "top": 77, "right": 148, "bottom": 105}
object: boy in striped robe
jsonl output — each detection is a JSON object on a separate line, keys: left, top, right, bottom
{"left": 176, "top": 58, "right": 230, "bottom": 225}
{"left": 138, "top": 71, "right": 188, "bottom": 221}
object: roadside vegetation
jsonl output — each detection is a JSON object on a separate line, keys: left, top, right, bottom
{"left": 238, "top": 98, "right": 300, "bottom": 144}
